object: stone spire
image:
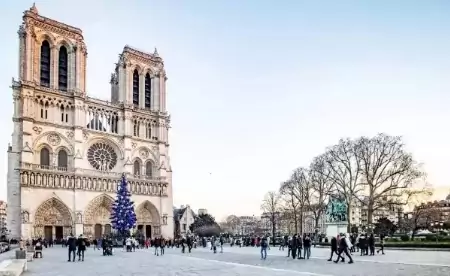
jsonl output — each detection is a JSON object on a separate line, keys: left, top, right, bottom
{"left": 30, "top": 3, "right": 39, "bottom": 14}
{"left": 153, "top": 47, "right": 159, "bottom": 57}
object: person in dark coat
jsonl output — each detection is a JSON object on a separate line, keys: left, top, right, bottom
{"left": 297, "top": 235, "right": 303, "bottom": 259}
{"left": 291, "top": 234, "right": 298, "bottom": 259}
{"left": 327, "top": 236, "right": 344, "bottom": 262}
{"left": 66, "top": 233, "right": 77, "bottom": 262}
{"left": 368, "top": 234, "right": 375, "bottom": 255}
{"left": 77, "top": 234, "right": 87, "bottom": 261}
{"left": 334, "top": 234, "right": 353, "bottom": 264}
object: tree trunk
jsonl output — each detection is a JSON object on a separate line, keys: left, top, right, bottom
{"left": 367, "top": 207, "right": 374, "bottom": 233}
{"left": 299, "top": 211, "right": 304, "bottom": 234}
{"left": 347, "top": 204, "right": 351, "bottom": 233}
{"left": 272, "top": 216, "right": 276, "bottom": 246}
{"left": 294, "top": 211, "right": 298, "bottom": 234}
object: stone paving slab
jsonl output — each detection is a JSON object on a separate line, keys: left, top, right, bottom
{"left": 215, "top": 246, "right": 450, "bottom": 266}
{"left": 22, "top": 246, "right": 450, "bottom": 276}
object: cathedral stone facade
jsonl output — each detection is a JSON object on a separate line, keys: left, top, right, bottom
{"left": 7, "top": 4, "right": 174, "bottom": 240}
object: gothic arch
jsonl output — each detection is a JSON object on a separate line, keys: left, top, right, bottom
{"left": 55, "top": 39, "right": 74, "bottom": 53}
{"left": 130, "top": 64, "right": 143, "bottom": 75}
{"left": 35, "top": 143, "right": 54, "bottom": 154}
{"left": 84, "top": 137, "right": 124, "bottom": 160}
{"left": 142, "top": 67, "right": 154, "bottom": 76}
{"left": 133, "top": 158, "right": 142, "bottom": 175}
{"left": 54, "top": 145, "right": 71, "bottom": 156}
{"left": 34, "top": 197, "right": 73, "bottom": 226}
{"left": 136, "top": 200, "right": 160, "bottom": 224}
{"left": 35, "top": 33, "right": 57, "bottom": 48}
{"left": 83, "top": 194, "right": 115, "bottom": 225}
{"left": 33, "top": 197, "right": 73, "bottom": 238}
{"left": 32, "top": 131, "right": 73, "bottom": 154}
{"left": 131, "top": 146, "right": 158, "bottom": 164}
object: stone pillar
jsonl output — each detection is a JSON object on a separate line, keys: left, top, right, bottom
{"left": 118, "top": 65, "right": 125, "bottom": 102}
{"left": 153, "top": 74, "right": 160, "bottom": 111}
{"left": 18, "top": 27, "right": 26, "bottom": 80}
{"left": 25, "top": 29, "right": 33, "bottom": 81}
{"left": 51, "top": 46, "right": 58, "bottom": 89}
{"left": 160, "top": 74, "right": 166, "bottom": 112}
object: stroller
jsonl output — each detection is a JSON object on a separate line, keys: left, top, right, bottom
{"left": 103, "top": 246, "right": 113, "bottom": 256}
{"left": 102, "top": 240, "right": 114, "bottom": 256}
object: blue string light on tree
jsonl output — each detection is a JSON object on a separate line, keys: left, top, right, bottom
{"left": 110, "top": 173, "right": 137, "bottom": 237}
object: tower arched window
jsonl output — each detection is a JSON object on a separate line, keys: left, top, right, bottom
{"left": 145, "top": 73, "right": 151, "bottom": 108}
{"left": 58, "top": 46, "right": 68, "bottom": 91}
{"left": 145, "top": 161, "right": 153, "bottom": 177}
{"left": 133, "top": 160, "right": 141, "bottom": 176}
{"left": 40, "top": 148, "right": 50, "bottom": 167}
{"left": 58, "top": 149, "right": 68, "bottom": 169}
{"left": 40, "top": 40, "right": 51, "bottom": 87}
{"left": 133, "top": 70, "right": 139, "bottom": 106}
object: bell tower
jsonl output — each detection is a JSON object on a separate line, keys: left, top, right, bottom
{"left": 18, "top": 3, "right": 87, "bottom": 92}
{"left": 110, "top": 46, "right": 167, "bottom": 112}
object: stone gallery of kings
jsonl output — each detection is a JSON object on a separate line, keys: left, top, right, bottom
{"left": 6, "top": 5, "right": 174, "bottom": 241}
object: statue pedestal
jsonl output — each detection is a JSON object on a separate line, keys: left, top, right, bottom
{"left": 325, "top": 222, "right": 348, "bottom": 239}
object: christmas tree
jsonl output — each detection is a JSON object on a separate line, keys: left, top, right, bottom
{"left": 110, "top": 174, "right": 137, "bottom": 237}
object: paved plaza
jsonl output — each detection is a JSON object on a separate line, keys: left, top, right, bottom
{"left": 21, "top": 245, "right": 450, "bottom": 276}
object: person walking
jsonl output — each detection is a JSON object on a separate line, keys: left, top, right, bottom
{"left": 303, "top": 234, "right": 311, "bottom": 259}
{"left": 377, "top": 235, "right": 385, "bottom": 255}
{"left": 260, "top": 236, "right": 268, "bottom": 260}
{"left": 328, "top": 235, "right": 344, "bottom": 262}
{"left": 334, "top": 233, "right": 353, "bottom": 264}
{"left": 77, "top": 234, "right": 86, "bottom": 261}
{"left": 66, "top": 233, "right": 77, "bottom": 262}
{"left": 291, "top": 234, "right": 298, "bottom": 259}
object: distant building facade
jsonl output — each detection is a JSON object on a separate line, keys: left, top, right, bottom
{"left": 0, "top": 201, "right": 7, "bottom": 236}
{"left": 173, "top": 205, "right": 196, "bottom": 237}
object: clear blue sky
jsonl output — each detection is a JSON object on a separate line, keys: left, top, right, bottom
{"left": 1, "top": 0, "right": 450, "bottom": 220}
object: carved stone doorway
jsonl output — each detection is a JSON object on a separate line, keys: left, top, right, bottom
{"left": 44, "top": 226, "right": 52, "bottom": 241}
{"left": 94, "top": 224, "right": 102, "bottom": 239}
{"left": 105, "top": 224, "right": 112, "bottom": 236}
{"left": 84, "top": 194, "right": 114, "bottom": 237}
{"left": 136, "top": 200, "right": 160, "bottom": 238}
{"left": 146, "top": 225, "right": 152, "bottom": 239}
{"left": 34, "top": 197, "right": 73, "bottom": 239}
{"left": 55, "top": 226, "right": 63, "bottom": 240}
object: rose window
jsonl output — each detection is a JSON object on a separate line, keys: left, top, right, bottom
{"left": 87, "top": 142, "right": 118, "bottom": 171}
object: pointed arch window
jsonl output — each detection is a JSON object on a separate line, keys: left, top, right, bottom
{"left": 58, "top": 46, "right": 68, "bottom": 91}
{"left": 145, "top": 161, "right": 153, "bottom": 177}
{"left": 134, "top": 160, "right": 141, "bottom": 176}
{"left": 58, "top": 149, "right": 68, "bottom": 169}
{"left": 145, "top": 73, "right": 151, "bottom": 108}
{"left": 133, "top": 70, "right": 139, "bottom": 106}
{"left": 40, "top": 40, "right": 51, "bottom": 87}
{"left": 40, "top": 148, "right": 50, "bottom": 167}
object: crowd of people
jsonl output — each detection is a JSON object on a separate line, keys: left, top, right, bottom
{"left": 18, "top": 231, "right": 386, "bottom": 265}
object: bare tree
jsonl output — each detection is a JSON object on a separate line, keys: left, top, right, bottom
{"left": 324, "top": 138, "right": 364, "bottom": 231}
{"left": 225, "top": 215, "right": 241, "bottom": 234}
{"left": 261, "top": 191, "right": 281, "bottom": 244}
{"left": 401, "top": 188, "right": 436, "bottom": 239}
{"left": 279, "top": 181, "right": 300, "bottom": 234}
{"left": 308, "top": 154, "right": 335, "bottom": 232}
{"left": 284, "top": 167, "right": 313, "bottom": 234}
{"left": 356, "top": 134, "right": 426, "bottom": 226}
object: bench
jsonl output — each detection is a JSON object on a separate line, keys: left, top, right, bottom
{"left": 0, "top": 259, "right": 27, "bottom": 276}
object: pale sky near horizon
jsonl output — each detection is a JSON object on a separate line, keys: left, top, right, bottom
{"left": 1, "top": 0, "right": 450, "bottom": 221}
